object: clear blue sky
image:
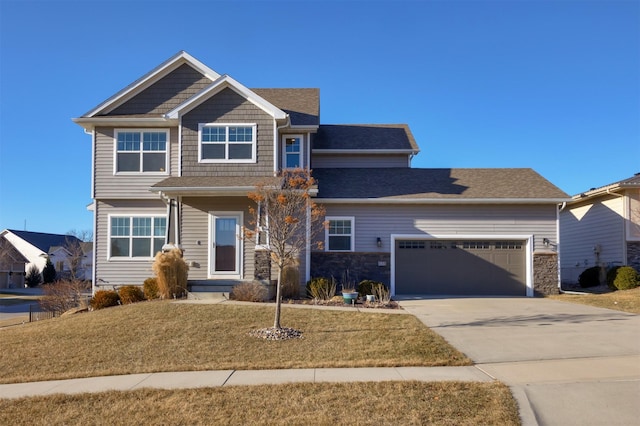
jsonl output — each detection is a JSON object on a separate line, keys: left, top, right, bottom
{"left": 1, "top": 0, "right": 638, "bottom": 238}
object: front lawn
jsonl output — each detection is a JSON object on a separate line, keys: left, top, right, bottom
{"left": 0, "top": 301, "right": 470, "bottom": 384}
{"left": 547, "top": 287, "right": 640, "bottom": 314}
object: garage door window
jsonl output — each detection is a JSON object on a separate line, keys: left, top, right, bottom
{"left": 495, "top": 241, "right": 523, "bottom": 249}
{"left": 326, "top": 217, "right": 354, "bottom": 251}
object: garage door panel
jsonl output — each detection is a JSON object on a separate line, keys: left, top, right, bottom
{"left": 396, "top": 240, "right": 526, "bottom": 296}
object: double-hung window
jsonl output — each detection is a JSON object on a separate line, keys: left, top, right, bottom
{"left": 283, "top": 135, "right": 303, "bottom": 169}
{"left": 326, "top": 217, "right": 355, "bottom": 251}
{"left": 115, "top": 130, "right": 168, "bottom": 173}
{"left": 110, "top": 216, "right": 166, "bottom": 258}
{"left": 199, "top": 124, "right": 256, "bottom": 162}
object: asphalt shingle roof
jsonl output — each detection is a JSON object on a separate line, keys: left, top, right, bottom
{"left": 313, "top": 124, "right": 418, "bottom": 151}
{"left": 253, "top": 88, "right": 320, "bottom": 126}
{"left": 7, "top": 230, "right": 82, "bottom": 253}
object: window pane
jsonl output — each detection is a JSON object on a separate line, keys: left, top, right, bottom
{"left": 111, "top": 238, "right": 130, "bottom": 257}
{"left": 133, "top": 218, "right": 151, "bottom": 236}
{"left": 143, "top": 132, "right": 166, "bottom": 151}
{"left": 286, "top": 153, "right": 300, "bottom": 168}
{"left": 202, "top": 127, "right": 226, "bottom": 142}
{"left": 154, "top": 217, "right": 166, "bottom": 237}
{"left": 329, "top": 235, "right": 351, "bottom": 251}
{"left": 117, "top": 153, "right": 140, "bottom": 172}
{"left": 202, "top": 144, "right": 225, "bottom": 159}
{"left": 229, "top": 144, "right": 252, "bottom": 159}
{"left": 111, "top": 217, "right": 130, "bottom": 236}
{"left": 329, "top": 220, "right": 351, "bottom": 235}
{"left": 285, "top": 138, "right": 300, "bottom": 152}
{"left": 132, "top": 238, "right": 151, "bottom": 257}
{"left": 142, "top": 153, "right": 166, "bottom": 172}
{"left": 229, "top": 126, "right": 252, "bottom": 142}
{"left": 153, "top": 238, "right": 164, "bottom": 256}
{"left": 117, "top": 132, "right": 140, "bottom": 151}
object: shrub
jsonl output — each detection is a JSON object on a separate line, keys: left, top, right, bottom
{"left": 118, "top": 285, "right": 145, "bottom": 304}
{"left": 230, "top": 281, "right": 267, "bottom": 302}
{"left": 25, "top": 264, "right": 42, "bottom": 287}
{"left": 612, "top": 266, "right": 639, "bottom": 291}
{"left": 306, "top": 277, "right": 336, "bottom": 300}
{"left": 39, "top": 279, "right": 90, "bottom": 313}
{"left": 143, "top": 277, "right": 160, "bottom": 300}
{"left": 358, "top": 280, "right": 383, "bottom": 297}
{"left": 90, "top": 290, "right": 120, "bottom": 310}
{"left": 42, "top": 258, "right": 56, "bottom": 284}
{"left": 281, "top": 264, "right": 300, "bottom": 299}
{"left": 372, "top": 282, "right": 391, "bottom": 304}
{"left": 578, "top": 266, "right": 602, "bottom": 288}
{"left": 152, "top": 248, "right": 189, "bottom": 299}
{"left": 606, "top": 266, "right": 622, "bottom": 290}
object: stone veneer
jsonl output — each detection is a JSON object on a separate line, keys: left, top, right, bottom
{"left": 627, "top": 242, "right": 640, "bottom": 271}
{"left": 310, "top": 252, "right": 391, "bottom": 285}
{"left": 533, "top": 252, "right": 560, "bottom": 296}
{"left": 254, "top": 249, "right": 271, "bottom": 281}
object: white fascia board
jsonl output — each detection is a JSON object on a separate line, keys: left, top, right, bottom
{"left": 312, "top": 149, "right": 419, "bottom": 155}
{"left": 72, "top": 117, "right": 176, "bottom": 132}
{"left": 82, "top": 51, "right": 220, "bottom": 117}
{"left": 317, "top": 198, "right": 572, "bottom": 204}
{"left": 165, "top": 75, "right": 287, "bottom": 120}
{"left": 151, "top": 187, "right": 256, "bottom": 197}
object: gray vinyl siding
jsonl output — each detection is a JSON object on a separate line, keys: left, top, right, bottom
{"left": 312, "top": 153, "right": 409, "bottom": 168}
{"left": 106, "top": 64, "right": 212, "bottom": 116}
{"left": 181, "top": 88, "right": 275, "bottom": 177}
{"left": 94, "top": 199, "right": 167, "bottom": 286}
{"left": 560, "top": 195, "right": 625, "bottom": 282}
{"left": 94, "top": 127, "right": 178, "bottom": 199}
{"left": 180, "top": 197, "right": 256, "bottom": 280}
{"left": 319, "top": 203, "right": 558, "bottom": 252}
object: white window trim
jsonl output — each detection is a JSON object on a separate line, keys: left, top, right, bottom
{"left": 208, "top": 211, "right": 244, "bottom": 279}
{"left": 325, "top": 216, "right": 355, "bottom": 252}
{"left": 198, "top": 123, "right": 257, "bottom": 163}
{"left": 107, "top": 214, "right": 167, "bottom": 260}
{"left": 113, "top": 128, "right": 170, "bottom": 175}
{"left": 281, "top": 134, "right": 304, "bottom": 169}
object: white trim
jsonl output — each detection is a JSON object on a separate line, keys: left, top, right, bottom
{"left": 390, "top": 233, "right": 534, "bottom": 297}
{"left": 318, "top": 198, "right": 571, "bottom": 205}
{"left": 208, "top": 211, "right": 244, "bottom": 279}
{"left": 198, "top": 123, "right": 257, "bottom": 163}
{"left": 107, "top": 214, "right": 167, "bottom": 260}
{"left": 325, "top": 216, "right": 356, "bottom": 252}
{"left": 282, "top": 134, "right": 304, "bottom": 169}
{"left": 113, "top": 128, "right": 170, "bottom": 175}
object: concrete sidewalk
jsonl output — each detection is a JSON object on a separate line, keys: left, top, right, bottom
{"left": 0, "top": 366, "right": 492, "bottom": 399}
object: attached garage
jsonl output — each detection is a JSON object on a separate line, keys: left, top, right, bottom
{"left": 394, "top": 239, "right": 528, "bottom": 296}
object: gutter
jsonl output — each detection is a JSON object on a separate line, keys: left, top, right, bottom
{"left": 317, "top": 197, "right": 573, "bottom": 205}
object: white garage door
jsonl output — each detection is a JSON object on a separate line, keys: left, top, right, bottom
{"left": 395, "top": 240, "right": 526, "bottom": 296}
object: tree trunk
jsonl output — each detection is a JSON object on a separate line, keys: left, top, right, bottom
{"left": 273, "top": 266, "right": 283, "bottom": 329}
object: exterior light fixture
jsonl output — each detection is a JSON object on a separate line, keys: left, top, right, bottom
{"left": 376, "top": 237, "right": 382, "bottom": 248}
{"left": 543, "top": 238, "right": 550, "bottom": 247}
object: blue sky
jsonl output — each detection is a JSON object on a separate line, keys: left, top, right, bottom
{"left": 1, "top": 0, "right": 638, "bottom": 238}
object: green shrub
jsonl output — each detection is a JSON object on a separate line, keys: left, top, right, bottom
{"left": 306, "top": 277, "right": 336, "bottom": 300}
{"left": 230, "top": 281, "right": 267, "bottom": 302}
{"left": 143, "top": 277, "right": 160, "bottom": 300}
{"left": 118, "top": 285, "right": 145, "bottom": 304}
{"left": 578, "top": 266, "right": 602, "bottom": 288}
{"left": 606, "top": 266, "right": 622, "bottom": 290}
{"left": 42, "top": 258, "right": 56, "bottom": 284}
{"left": 358, "top": 280, "right": 384, "bottom": 297}
{"left": 90, "top": 290, "right": 120, "bottom": 310}
{"left": 612, "top": 266, "right": 639, "bottom": 291}
{"left": 25, "top": 264, "right": 42, "bottom": 288}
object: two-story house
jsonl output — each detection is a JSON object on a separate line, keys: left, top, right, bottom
{"left": 74, "top": 51, "right": 569, "bottom": 297}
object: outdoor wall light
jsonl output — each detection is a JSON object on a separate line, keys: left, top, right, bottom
{"left": 376, "top": 237, "right": 382, "bottom": 248}
{"left": 543, "top": 238, "right": 550, "bottom": 247}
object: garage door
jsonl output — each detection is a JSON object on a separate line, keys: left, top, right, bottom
{"left": 395, "top": 240, "right": 526, "bottom": 296}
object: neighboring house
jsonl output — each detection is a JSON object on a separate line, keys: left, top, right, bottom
{"left": 74, "top": 51, "right": 569, "bottom": 297}
{"left": 559, "top": 174, "right": 640, "bottom": 285}
{"left": 0, "top": 230, "right": 93, "bottom": 282}
{"left": 0, "top": 236, "right": 29, "bottom": 289}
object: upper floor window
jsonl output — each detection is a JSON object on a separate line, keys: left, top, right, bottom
{"left": 283, "top": 135, "right": 303, "bottom": 169}
{"left": 326, "top": 216, "right": 355, "bottom": 251}
{"left": 199, "top": 124, "right": 256, "bottom": 163}
{"left": 110, "top": 216, "right": 166, "bottom": 258}
{"left": 115, "top": 130, "right": 168, "bottom": 174}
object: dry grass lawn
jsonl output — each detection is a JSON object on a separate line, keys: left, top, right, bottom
{"left": 548, "top": 287, "right": 640, "bottom": 314}
{"left": 0, "top": 301, "right": 470, "bottom": 384}
{"left": 0, "top": 381, "right": 519, "bottom": 426}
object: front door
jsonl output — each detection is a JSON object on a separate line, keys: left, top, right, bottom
{"left": 210, "top": 213, "right": 242, "bottom": 277}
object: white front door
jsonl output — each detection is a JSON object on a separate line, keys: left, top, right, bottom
{"left": 209, "top": 212, "right": 243, "bottom": 277}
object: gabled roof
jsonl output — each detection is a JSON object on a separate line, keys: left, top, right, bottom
{"left": 253, "top": 88, "right": 319, "bottom": 127}
{"left": 0, "top": 236, "right": 29, "bottom": 264}
{"left": 313, "top": 168, "right": 570, "bottom": 203}
{"left": 82, "top": 51, "right": 220, "bottom": 117}
{"left": 313, "top": 124, "right": 419, "bottom": 153}
{"left": 164, "top": 74, "right": 287, "bottom": 121}
{"left": 3, "top": 230, "right": 83, "bottom": 253}
{"left": 571, "top": 172, "right": 640, "bottom": 201}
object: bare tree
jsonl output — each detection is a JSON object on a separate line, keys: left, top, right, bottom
{"left": 64, "top": 229, "right": 92, "bottom": 280}
{"left": 245, "top": 169, "right": 325, "bottom": 330}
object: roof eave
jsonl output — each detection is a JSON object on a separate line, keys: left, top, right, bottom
{"left": 151, "top": 186, "right": 256, "bottom": 197}
{"left": 317, "top": 197, "right": 572, "bottom": 204}
{"left": 72, "top": 117, "right": 176, "bottom": 132}
{"left": 313, "top": 149, "right": 419, "bottom": 155}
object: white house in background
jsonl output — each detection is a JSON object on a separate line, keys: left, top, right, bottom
{"left": 0, "top": 235, "right": 29, "bottom": 289}
{"left": 0, "top": 230, "right": 93, "bottom": 282}
{"left": 559, "top": 173, "right": 640, "bottom": 284}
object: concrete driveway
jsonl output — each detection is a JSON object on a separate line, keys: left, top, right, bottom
{"left": 399, "top": 297, "right": 640, "bottom": 426}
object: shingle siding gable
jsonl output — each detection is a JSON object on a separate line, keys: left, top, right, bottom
{"left": 105, "top": 64, "right": 212, "bottom": 116}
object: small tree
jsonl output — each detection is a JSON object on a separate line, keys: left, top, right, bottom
{"left": 245, "top": 168, "right": 325, "bottom": 331}
{"left": 25, "top": 264, "right": 42, "bottom": 287}
{"left": 42, "top": 257, "right": 56, "bottom": 284}
{"left": 65, "top": 229, "right": 92, "bottom": 280}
